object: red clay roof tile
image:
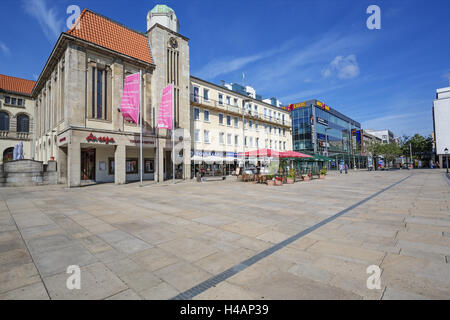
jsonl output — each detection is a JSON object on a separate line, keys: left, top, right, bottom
{"left": 0, "top": 74, "right": 35, "bottom": 96}
{"left": 67, "top": 9, "right": 153, "bottom": 64}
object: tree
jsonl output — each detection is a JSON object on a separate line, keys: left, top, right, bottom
{"left": 399, "top": 134, "right": 433, "bottom": 160}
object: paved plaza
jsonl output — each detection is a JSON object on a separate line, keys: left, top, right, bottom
{"left": 0, "top": 169, "right": 449, "bottom": 300}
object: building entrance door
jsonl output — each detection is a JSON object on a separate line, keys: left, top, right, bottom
{"left": 81, "top": 148, "right": 96, "bottom": 181}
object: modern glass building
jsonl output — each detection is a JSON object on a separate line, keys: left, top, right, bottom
{"left": 282, "top": 99, "right": 366, "bottom": 169}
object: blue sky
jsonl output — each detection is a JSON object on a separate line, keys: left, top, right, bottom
{"left": 1, "top": 0, "right": 449, "bottom": 137}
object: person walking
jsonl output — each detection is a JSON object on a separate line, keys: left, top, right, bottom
{"left": 339, "top": 162, "right": 343, "bottom": 174}
{"left": 344, "top": 163, "right": 348, "bottom": 174}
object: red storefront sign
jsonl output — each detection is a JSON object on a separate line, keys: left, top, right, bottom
{"left": 86, "top": 133, "right": 115, "bottom": 144}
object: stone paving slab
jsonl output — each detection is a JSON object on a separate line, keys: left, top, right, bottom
{"left": 0, "top": 169, "right": 449, "bottom": 299}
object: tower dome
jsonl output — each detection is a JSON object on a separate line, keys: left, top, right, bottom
{"left": 147, "top": 4, "right": 179, "bottom": 33}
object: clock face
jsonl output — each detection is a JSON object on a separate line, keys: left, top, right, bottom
{"left": 169, "top": 37, "right": 178, "bottom": 49}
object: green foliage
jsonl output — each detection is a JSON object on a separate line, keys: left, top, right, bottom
{"left": 288, "top": 169, "right": 295, "bottom": 178}
{"left": 399, "top": 134, "right": 433, "bottom": 160}
{"left": 320, "top": 168, "right": 327, "bottom": 176}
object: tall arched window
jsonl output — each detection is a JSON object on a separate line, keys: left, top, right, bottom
{"left": 17, "top": 114, "right": 29, "bottom": 133}
{"left": 0, "top": 112, "right": 10, "bottom": 131}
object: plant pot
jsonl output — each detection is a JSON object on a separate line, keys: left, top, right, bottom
{"left": 287, "top": 178, "right": 294, "bottom": 184}
{"left": 275, "top": 180, "right": 283, "bottom": 186}
{"left": 267, "top": 180, "right": 275, "bottom": 186}
{"left": 320, "top": 175, "right": 326, "bottom": 179}
{"left": 303, "top": 175, "right": 310, "bottom": 181}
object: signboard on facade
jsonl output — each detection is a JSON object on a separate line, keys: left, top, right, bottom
{"left": 120, "top": 73, "right": 140, "bottom": 124}
{"left": 157, "top": 84, "right": 174, "bottom": 130}
{"left": 316, "top": 117, "right": 328, "bottom": 126}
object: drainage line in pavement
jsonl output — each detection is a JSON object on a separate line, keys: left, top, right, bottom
{"left": 171, "top": 174, "right": 412, "bottom": 300}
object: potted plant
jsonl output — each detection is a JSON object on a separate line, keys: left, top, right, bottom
{"left": 303, "top": 173, "right": 311, "bottom": 181}
{"left": 320, "top": 168, "right": 327, "bottom": 179}
{"left": 287, "top": 169, "right": 295, "bottom": 184}
{"left": 266, "top": 175, "right": 275, "bottom": 186}
{"left": 275, "top": 176, "right": 283, "bottom": 186}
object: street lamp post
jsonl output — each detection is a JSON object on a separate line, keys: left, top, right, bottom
{"left": 242, "top": 98, "right": 252, "bottom": 173}
{"left": 445, "top": 148, "right": 449, "bottom": 174}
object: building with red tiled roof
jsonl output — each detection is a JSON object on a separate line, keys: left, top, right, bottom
{"left": 33, "top": 5, "right": 191, "bottom": 187}
{"left": 0, "top": 74, "right": 35, "bottom": 162}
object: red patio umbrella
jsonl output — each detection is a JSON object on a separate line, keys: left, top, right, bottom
{"left": 279, "top": 151, "right": 313, "bottom": 158}
{"left": 237, "top": 148, "right": 281, "bottom": 158}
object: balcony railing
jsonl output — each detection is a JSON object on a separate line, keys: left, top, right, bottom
{"left": 0, "top": 131, "right": 31, "bottom": 140}
{"left": 191, "top": 94, "right": 291, "bottom": 127}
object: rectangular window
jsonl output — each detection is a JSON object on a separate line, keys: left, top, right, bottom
{"left": 91, "top": 66, "right": 108, "bottom": 120}
{"left": 250, "top": 137, "right": 253, "bottom": 147}
{"left": 17, "top": 99, "right": 23, "bottom": 106}
{"left": 193, "top": 86, "right": 199, "bottom": 102}
{"left": 226, "top": 96, "right": 231, "bottom": 105}
{"left": 255, "top": 122, "right": 259, "bottom": 131}
{"left": 226, "top": 115, "right": 231, "bottom": 126}
{"left": 283, "top": 128, "right": 286, "bottom": 136}
{"left": 204, "top": 130, "right": 210, "bottom": 143}
{"left": 283, "top": 142, "right": 286, "bottom": 150}
{"left": 234, "top": 117, "right": 238, "bottom": 127}
{"left": 219, "top": 132, "right": 225, "bottom": 144}
{"left": 194, "top": 129, "right": 200, "bottom": 142}
{"left": 204, "top": 89, "right": 209, "bottom": 101}
{"left": 11, "top": 97, "right": 16, "bottom": 105}
{"left": 234, "top": 98, "right": 238, "bottom": 106}
{"left": 245, "top": 136, "right": 248, "bottom": 147}
{"left": 219, "top": 113, "right": 224, "bottom": 125}
{"left": 218, "top": 93, "right": 223, "bottom": 105}
{"left": 126, "top": 159, "right": 138, "bottom": 174}
{"left": 5, "top": 96, "right": 10, "bottom": 104}
{"left": 194, "top": 107, "right": 200, "bottom": 120}
{"left": 264, "top": 108, "right": 267, "bottom": 118}
{"left": 227, "top": 133, "right": 232, "bottom": 145}
{"left": 204, "top": 110, "right": 210, "bottom": 122}
{"left": 235, "top": 135, "right": 239, "bottom": 146}
{"left": 97, "top": 69, "right": 102, "bottom": 119}
{"left": 144, "top": 159, "right": 154, "bottom": 173}
{"left": 249, "top": 120, "right": 252, "bottom": 129}
{"left": 256, "top": 138, "right": 259, "bottom": 148}
{"left": 108, "top": 158, "right": 115, "bottom": 175}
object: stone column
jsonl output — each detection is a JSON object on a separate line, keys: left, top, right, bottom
{"left": 157, "top": 138, "right": 164, "bottom": 182}
{"left": 67, "top": 142, "right": 81, "bottom": 187}
{"left": 57, "top": 147, "right": 68, "bottom": 184}
{"left": 114, "top": 144, "right": 126, "bottom": 184}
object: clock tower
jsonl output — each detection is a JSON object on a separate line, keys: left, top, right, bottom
{"left": 147, "top": 4, "right": 191, "bottom": 181}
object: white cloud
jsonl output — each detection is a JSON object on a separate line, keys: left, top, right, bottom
{"left": 22, "top": 0, "right": 63, "bottom": 42}
{"left": 0, "top": 42, "right": 10, "bottom": 56}
{"left": 322, "top": 55, "right": 360, "bottom": 80}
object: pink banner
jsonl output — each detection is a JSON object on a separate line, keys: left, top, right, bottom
{"left": 157, "top": 84, "right": 174, "bottom": 130}
{"left": 120, "top": 73, "right": 140, "bottom": 124}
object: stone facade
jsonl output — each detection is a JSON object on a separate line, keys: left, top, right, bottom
{"left": 0, "top": 159, "right": 57, "bottom": 187}
{"left": 32, "top": 9, "right": 192, "bottom": 187}
{"left": 0, "top": 91, "right": 34, "bottom": 162}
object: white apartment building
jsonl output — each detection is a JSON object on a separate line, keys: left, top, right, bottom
{"left": 432, "top": 86, "right": 450, "bottom": 168}
{"left": 365, "top": 129, "right": 395, "bottom": 144}
{"left": 190, "top": 76, "right": 292, "bottom": 177}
